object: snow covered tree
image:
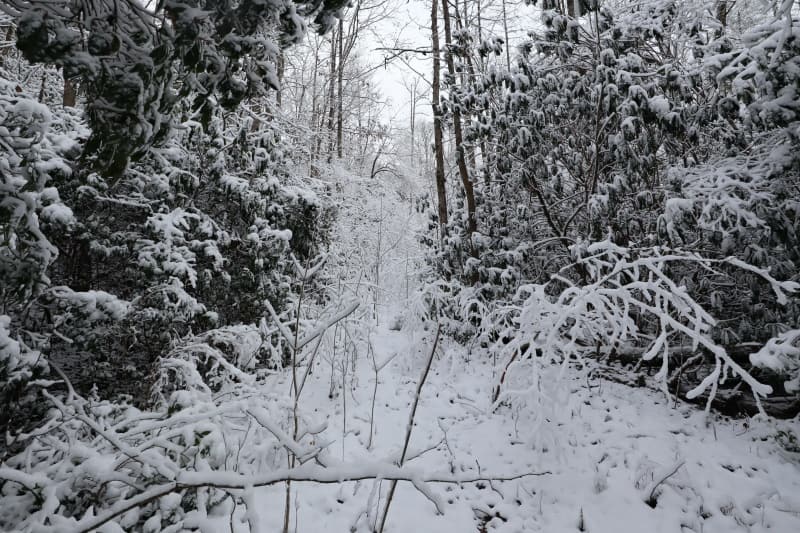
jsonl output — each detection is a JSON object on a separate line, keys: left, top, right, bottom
{"left": 0, "top": 0, "right": 337, "bottom": 446}
{"left": 421, "top": 0, "right": 800, "bottom": 412}
{"left": 0, "top": 72, "right": 81, "bottom": 440}
{"left": 0, "top": 1, "right": 345, "bottom": 527}
{"left": 2, "top": 0, "right": 346, "bottom": 174}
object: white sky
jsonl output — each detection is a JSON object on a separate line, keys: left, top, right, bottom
{"left": 356, "top": 0, "right": 542, "bottom": 125}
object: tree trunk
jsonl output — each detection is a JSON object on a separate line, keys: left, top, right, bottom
{"left": 715, "top": 1, "right": 728, "bottom": 37}
{"left": 326, "top": 30, "right": 337, "bottom": 164}
{"left": 410, "top": 79, "right": 417, "bottom": 161}
{"left": 455, "top": 2, "right": 479, "bottom": 179}
{"left": 276, "top": 51, "right": 285, "bottom": 108}
{"left": 501, "top": 0, "right": 511, "bottom": 70}
{"left": 38, "top": 71, "right": 46, "bottom": 102}
{"left": 475, "top": 0, "right": 491, "bottom": 186}
{"left": 336, "top": 18, "right": 344, "bottom": 159}
{"left": 310, "top": 42, "right": 321, "bottom": 176}
{"left": 431, "top": 0, "right": 448, "bottom": 238}
{"left": 441, "top": 0, "right": 477, "bottom": 237}
{"left": 567, "top": 0, "right": 581, "bottom": 17}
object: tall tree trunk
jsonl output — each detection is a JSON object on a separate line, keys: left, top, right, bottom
{"left": 38, "top": 71, "right": 46, "bottom": 102}
{"left": 476, "top": 0, "right": 484, "bottom": 74}
{"left": 336, "top": 18, "right": 344, "bottom": 159}
{"left": 310, "top": 43, "right": 321, "bottom": 176}
{"left": 431, "top": 0, "right": 448, "bottom": 238}
{"left": 441, "top": 0, "right": 477, "bottom": 237}
{"left": 276, "top": 51, "right": 285, "bottom": 108}
{"left": 411, "top": 85, "right": 417, "bottom": 159}
{"left": 475, "top": 0, "right": 491, "bottom": 185}
{"left": 567, "top": 0, "right": 582, "bottom": 17}
{"left": 501, "top": 0, "right": 511, "bottom": 70}
{"left": 715, "top": 1, "right": 728, "bottom": 37}
{"left": 456, "top": 0, "right": 478, "bottom": 174}
{"left": 326, "top": 30, "right": 337, "bottom": 164}
{"left": 410, "top": 81, "right": 416, "bottom": 161}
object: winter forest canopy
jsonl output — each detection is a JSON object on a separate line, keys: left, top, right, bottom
{"left": 0, "top": 0, "right": 799, "bottom": 531}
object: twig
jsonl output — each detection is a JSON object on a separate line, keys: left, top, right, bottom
{"left": 644, "top": 460, "right": 685, "bottom": 507}
{"left": 377, "top": 324, "right": 441, "bottom": 532}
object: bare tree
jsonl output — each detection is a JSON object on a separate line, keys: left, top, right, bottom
{"left": 402, "top": 75, "right": 428, "bottom": 163}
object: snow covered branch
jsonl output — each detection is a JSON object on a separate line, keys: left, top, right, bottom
{"left": 71, "top": 462, "right": 548, "bottom": 533}
{"left": 492, "top": 242, "right": 799, "bottom": 416}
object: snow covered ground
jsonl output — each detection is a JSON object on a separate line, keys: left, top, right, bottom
{"left": 248, "top": 321, "right": 800, "bottom": 533}
{"left": 242, "top": 167, "right": 800, "bottom": 533}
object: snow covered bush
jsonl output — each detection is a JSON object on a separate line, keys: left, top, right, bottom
{"left": 0, "top": 315, "right": 49, "bottom": 453}
{"left": 418, "top": 0, "right": 800, "bottom": 412}
{"left": 0, "top": 2, "right": 346, "bottom": 528}
{"left": 3, "top": 0, "right": 345, "bottom": 173}
{"left": 0, "top": 0, "right": 336, "bottom": 499}
{"left": 750, "top": 330, "right": 800, "bottom": 394}
{"left": 0, "top": 75, "right": 78, "bottom": 304}
{"left": 6, "top": 104, "right": 335, "bottom": 405}
{"left": 0, "top": 349, "right": 302, "bottom": 532}
{"left": 660, "top": 1, "right": 800, "bottom": 391}
{"left": 490, "top": 242, "right": 798, "bottom": 416}
{"left": 0, "top": 73, "right": 83, "bottom": 444}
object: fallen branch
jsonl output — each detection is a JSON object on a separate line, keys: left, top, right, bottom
{"left": 71, "top": 461, "right": 549, "bottom": 533}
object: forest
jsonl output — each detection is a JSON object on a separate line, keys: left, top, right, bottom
{"left": 0, "top": 0, "right": 799, "bottom": 531}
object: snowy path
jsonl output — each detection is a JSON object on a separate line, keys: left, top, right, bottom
{"left": 249, "top": 171, "right": 800, "bottom": 532}
{"left": 251, "top": 324, "right": 800, "bottom": 532}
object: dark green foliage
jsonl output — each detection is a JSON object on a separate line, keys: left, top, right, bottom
{"left": 426, "top": 0, "right": 800, "bottom": 395}
{"left": 9, "top": 0, "right": 345, "bottom": 174}
{"left": 1, "top": 0, "right": 337, "bottom": 441}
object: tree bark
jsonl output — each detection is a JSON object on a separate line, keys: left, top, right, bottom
{"left": 410, "top": 80, "right": 416, "bottom": 161}
{"left": 501, "top": 0, "right": 511, "bottom": 70}
{"left": 441, "top": 0, "right": 477, "bottom": 237}
{"left": 276, "top": 51, "right": 285, "bottom": 108}
{"left": 715, "top": 1, "right": 728, "bottom": 37}
{"left": 567, "top": 0, "right": 581, "bottom": 18}
{"left": 326, "top": 30, "right": 337, "bottom": 164}
{"left": 310, "top": 42, "right": 321, "bottom": 176}
{"left": 431, "top": 0, "right": 448, "bottom": 238}
{"left": 336, "top": 18, "right": 344, "bottom": 159}
{"left": 455, "top": 1, "right": 479, "bottom": 181}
